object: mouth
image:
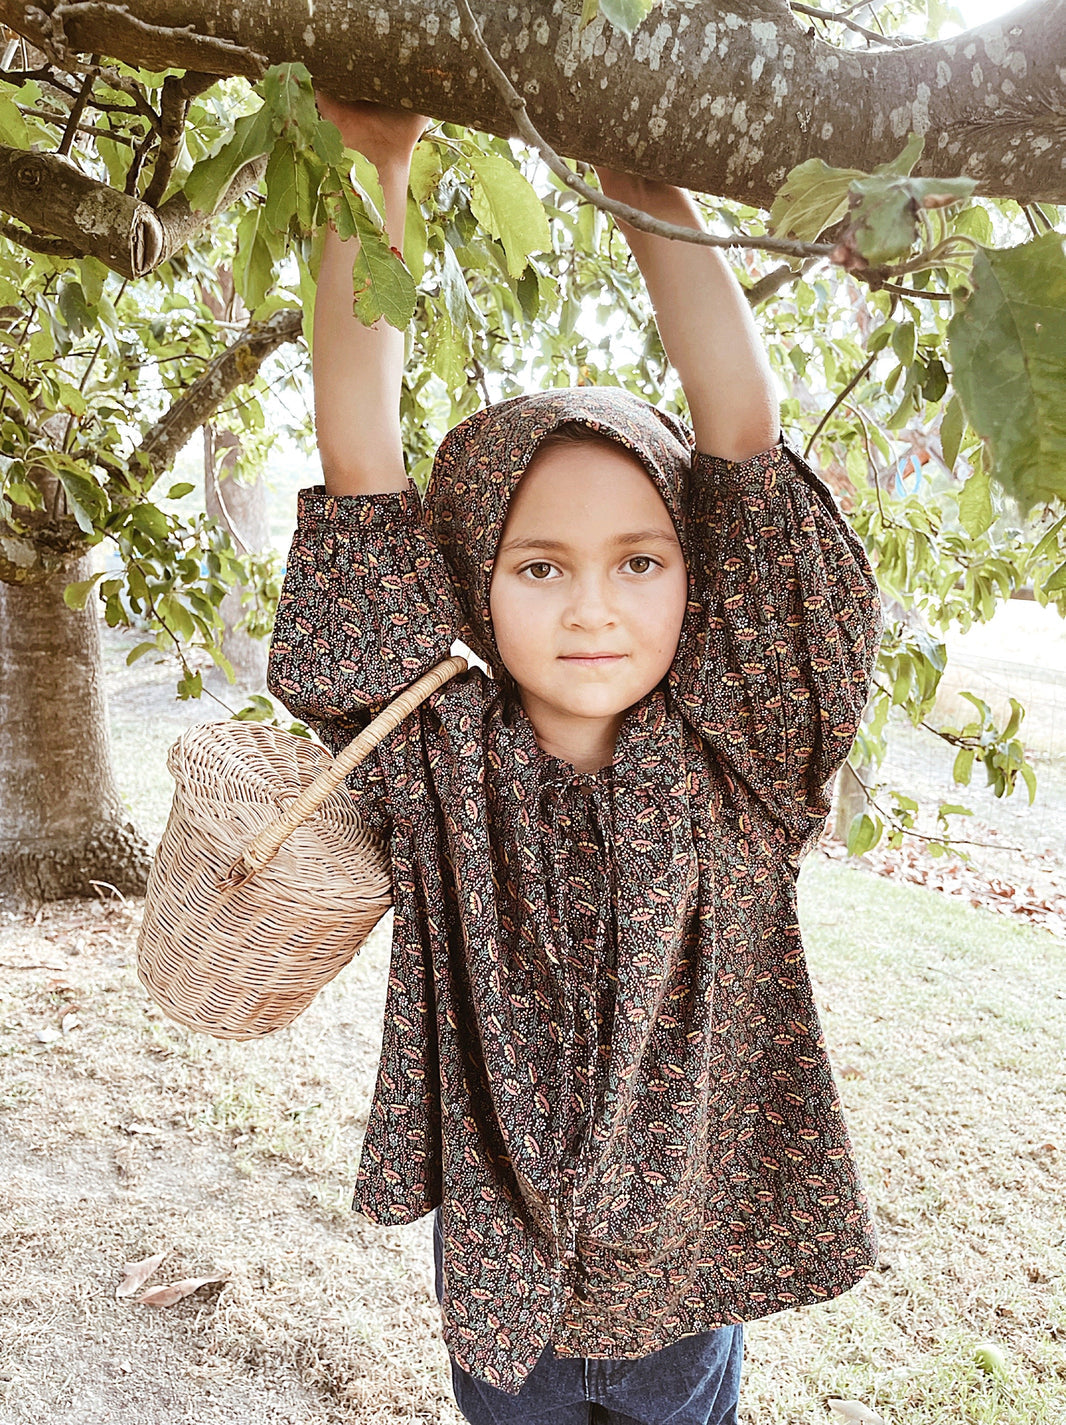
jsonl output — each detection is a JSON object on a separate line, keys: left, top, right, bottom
{"left": 558, "top": 654, "right": 627, "bottom": 666}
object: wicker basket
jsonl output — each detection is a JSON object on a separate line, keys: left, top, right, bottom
{"left": 136, "top": 656, "right": 467, "bottom": 1040}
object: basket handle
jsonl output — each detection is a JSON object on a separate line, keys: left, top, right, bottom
{"left": 225, "top": 654, "right": 468, "bottom": 885}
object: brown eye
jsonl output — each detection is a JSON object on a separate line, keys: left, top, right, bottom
{"left": 526, "top": 562, "right": 553, "bottom": 580}
{"left": 627, "top": 556, "right": 654, "bottom": 574}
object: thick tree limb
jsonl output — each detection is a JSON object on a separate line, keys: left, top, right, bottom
{"left": 1, "top": 0, "right": 1062, "bottom": 206}
{"left": 454, "top": 0, "right": 832, "bottom": 260}
{"left": 131, "top": 308, "right": 303, "bottom": 483}
{"left": 0, "top": 145, "right": 265, "bottom": 276}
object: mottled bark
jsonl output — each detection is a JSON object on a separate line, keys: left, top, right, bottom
{"left": 1, "top": 0, "right": 1062, "bottom": 206}
{"left": 0, "top": 550, "right": 152, "bottom": 904}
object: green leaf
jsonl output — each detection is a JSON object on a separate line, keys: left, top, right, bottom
{"left": 409, "top": 141, "right": 443, "bottom": 204}
{"left": 263, "top": 142, "right": 320, "bottom": 234}
{"left": 957, "top": 460, "right": 995, "bottom": 538}
{"left": 166, "top": 481, "right": 195, "bottom": 499}
{"left": 769, "top": 158, "right": 864, "bottom": 243}
{"left": 404, "top": 195, "right": 429, "bottom": 283}
{"left": 940, "top": 393, "right": 964, "bottom": 470}
{"left": 126, "top": 639, "right": 162, "bottom": 665}
{"left": 947, "top": 232, "right": 1066, "bottom": 509}
{"left": 599, "top": 0, "right": 659, "bottom": 32}
{"left": 1046, "top": 560, "right": 1066, "bottom": 593}
{"left": 842, "top": 135, "right": 976, "bottom": 267}
{"left": 440, "top": 243, "right": 481, "bottom": 333}
{"left": 871, "top": 131, "right": 925, "bottom": 179}
{"left": 79, "top": 257, "right": 108, "bottom": 307}
{"left": 953, "top": 746, "right": 975, "bottom": 785}
{"left": 846, "top": 812, "right": 881, "bottom": 857}
{"left": 184, "top": 103, "right": 274, "bottom": 215}
{"left": 351, "top": 227, "right": 417, "bottom": 328}
{"left": 891, "top": 320, "right": 916, "bottom": 367}
{"left": 234, "top": 203, "right": 281, "bottom": 310}
{"left": 1021, "top": 763, "right": 1038, "bottom": 805}
{"left": 131, "top": 503, "right": 170, "bottom": 540}
{"left": 0, "top": 92, "right": 31, "bottom": 147}
{"left": 260, "top": 61, "right": 319, "bottom": 142}
{"left": 55, "top": 466, "right": 107, "bottom": 533}
{"left": 62, "top": 571, "right": 105, "bottom": 610}
{"left": 466, "top": 150, "right": 551, "bottom": 279}
{"left": 348, "top": 150, "right": 387, "bottom": 229}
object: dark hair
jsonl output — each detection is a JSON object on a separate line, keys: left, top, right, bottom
{"left": 530, "top": 420, "right": 619, "bottom": 460}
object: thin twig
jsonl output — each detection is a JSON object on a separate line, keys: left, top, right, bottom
{"left": 18, "top": 107, "right": 137, "bottom": 145}
{"left": 745, "top": 258, "right": 816, "bottom": 304}
{"left": 452, "top": 0, "right": 834, "bottom": 262}
{"left": 56, "top": 65, "right": 95, "bottom": 158}
{"left": 789, "top": 1, "right": 922, "bottom": 46}
{"left": 803, "top": 293, "right": 894, "bottom": 458}
{"left": 124, "top": 125, "right": 155, "bottom": 196}
{"left": 846, "top": 769, "right": 1023, "bottom": 853}
{"left": 0, "top": 219, "right": 79, "bottom": 259}
{"left": 875, "top": 282, "right": 953, "bottom": 301}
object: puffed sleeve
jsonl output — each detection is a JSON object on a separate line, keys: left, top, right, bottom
{"left": 267, "top": 481, "right": 464, "bottom": 760}
{"left": 669, "top": 436, "right": 882, "bottom": 843}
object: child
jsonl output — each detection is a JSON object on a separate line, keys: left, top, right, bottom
{"left": 267, "top": 99, "right": 883, "bottom": 1425}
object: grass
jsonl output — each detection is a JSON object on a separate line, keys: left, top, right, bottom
{"left": 0, "top": 842, "right": 1064, "bottom": 1420}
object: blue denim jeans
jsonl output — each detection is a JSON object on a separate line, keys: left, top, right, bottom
{"left": 433, "top": 1211, "right": 743, "bottom": 1425}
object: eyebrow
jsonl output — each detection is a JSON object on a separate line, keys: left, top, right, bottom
{"left": 499, "top": 529, "right": 679, "bottom": 553}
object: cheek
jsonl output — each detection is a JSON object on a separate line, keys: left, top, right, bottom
{"left": 489, "top": 580, "right": 545, "bottom": 661}
{"left": 632, "top": 572, "right": 688, "bottom": 652}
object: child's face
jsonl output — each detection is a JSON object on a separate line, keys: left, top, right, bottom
{"left": 488, "top": 438, "right": 688, "bottom": 761}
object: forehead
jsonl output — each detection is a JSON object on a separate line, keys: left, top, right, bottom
{"left": 503, "top": 439, "right": 677, "bottom": 535}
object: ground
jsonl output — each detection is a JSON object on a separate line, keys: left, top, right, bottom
{"left": 1, "top": 624, "right": 1064, "bottom": 1425}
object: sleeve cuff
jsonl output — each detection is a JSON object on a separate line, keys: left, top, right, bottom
{"left": 692, "top": 434, "right": 795, "bottom": 494}
{"left": 295, "top": 479, "right": 425, "bottom": 532}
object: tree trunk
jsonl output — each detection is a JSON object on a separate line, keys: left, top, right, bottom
{"left": 3, "top": 0, "right": 1063, "bottom": 206}
{"left": 0, "top": 553, "right": 151, "bottom": 904}
{"left": 832, "top": 759, "right": 871, "bottom": 844}
{"left": 203, "top": 423, "right": 270, "bottom": 692}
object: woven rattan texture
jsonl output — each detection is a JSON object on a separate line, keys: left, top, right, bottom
{"left": 136, "top": 720, "right": 392, "bottom": 1040}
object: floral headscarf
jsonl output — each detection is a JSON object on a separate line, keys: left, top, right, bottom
{"left": 423, "top": 387, "right": 695, "bottom": 671}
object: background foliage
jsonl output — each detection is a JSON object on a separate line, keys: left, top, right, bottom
{"left": 1, "top": 0, "right": 1065, "bottom": 856}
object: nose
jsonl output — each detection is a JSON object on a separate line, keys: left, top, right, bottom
{"left": 562, "top": 572, "right": 617, "bottom": 630}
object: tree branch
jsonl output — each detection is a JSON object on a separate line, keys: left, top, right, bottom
{"left": 453, "top": 0, "right": 833, "bottom": 262}
{"left": 0, "top": 217, "right": 78, "bottom": 258}
{"left": 0, "top": 0, "right": 1058, "bottom": 207}
{"left": 143, "top": 70, "right": 214, "bottom": 207}
{"left": 0, "top": 145, "right": 265, "bottom": 277}
{"left": 27, "top": 1, "right": 267, "bottom": 78}
{"left": 130, "top": 308, "right": 303, "bottom": 486}
{"left": 788, "top": 2, "right": 922, "bottom": 47}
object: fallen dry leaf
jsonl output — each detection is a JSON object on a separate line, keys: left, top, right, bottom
{"left": 115, "top": 1250, "right": 167, "bottom": 1299}
{"left": 137, "top": 1275, "right": 226, "bottom": 1307}
{"left": 828, "top": 1402, "right": 886, "bottom": 1425}
{"left": 123, "top": 1121, "right": 162, "bottom": 1136}
{"left": 60, "top": 1011, "right": 81, "bottom": 1034}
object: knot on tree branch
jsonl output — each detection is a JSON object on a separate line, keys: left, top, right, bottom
{"left": 0, "top": 146, "right": 266, "bottom": 279}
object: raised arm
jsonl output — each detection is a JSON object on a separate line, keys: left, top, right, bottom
{"left": 593, "top": 170, "right": 779, "bottom": 463}
{"left": 313, "top": 97, "right": 426, "bottom": 495}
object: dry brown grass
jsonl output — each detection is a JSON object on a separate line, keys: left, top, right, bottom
{"left": 0, "top": 853, "right": 1064, "bottom": 1424}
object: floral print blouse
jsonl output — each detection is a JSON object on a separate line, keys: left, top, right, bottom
{"left": 267, "top": 389, "right": 883, "bottom": 1394}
